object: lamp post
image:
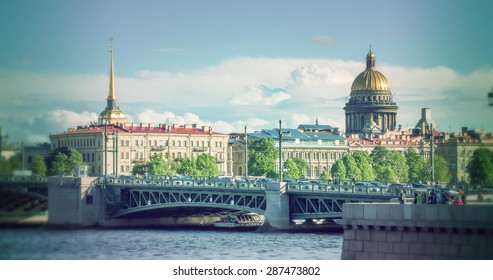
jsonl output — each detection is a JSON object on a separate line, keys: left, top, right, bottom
{"left": 279, "top": 120, "right": 283, "bottom": 182}
{"left": 430, "top": 123, "right": 435, "bottom": 183}
{"left": 244, "top": 126, "right": 248, "bottom": 181}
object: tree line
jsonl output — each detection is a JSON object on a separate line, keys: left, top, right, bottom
{"left": 1, "top": 141, "right": 492, "bottom": 187}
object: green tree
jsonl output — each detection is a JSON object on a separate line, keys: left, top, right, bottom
{"left": 352, "top": 151, "right": 375, "bottom": 181}
{"left": 405, "top": 147, "right": 429, "bottom": 183}
{"left": 434, "top": 155, "right": 451, "bottom": 183}
{"left": 195, "top": 154, "right": 218, "bottom": 176}
{"left": 49, "top": 148, "right": 85, "bottom": 175}
{"left": 132, "top": 163, "right": 147, "bottom": 176}
{"left": 147, "top": 154, "right": 168, "bottom": 175}
{"left": 291, "top": 157, "right": 308, "bottom": 179}
{"left": 331, "top": 160, "right": 347, "bottom": 180}
{"left": 320, "top": 170, "right": 331, "bottom": 181}
{"left": 389, "top": 151, "right": 409, "bottom": 182}
{"left": 0, "top": 154, "right": 21, "bottom": 175}
{"left": 248, "top": 138, "right": 278, "bottom": 177}
{"left": 175, "top": 157, "right": 196, "bottom": 176}
{"left": 51, "top": 153, "right": 69, "bottom": 175}
{"left": 371, "top": 146, "right": 399, "bottom": 183}
{"left": 467, "top": 148, "right": 493, "bottom": 186}
{"left": 283, "top": 158, "right": 300, "bottom": 179}
{"left": 32, "top": 154, "right": 47, "bottom": 176}
{"left": 343, "top": 154, "right": 361, "bottom": 181}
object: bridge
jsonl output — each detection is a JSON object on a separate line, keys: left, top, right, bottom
{"left": 0, "top": 175, "right": 397, "bottom": 229}
{"left": 0, "top": 176, "right": 48, "bottom": 215}
{"left": 100, "top": 176, "right": 397, "bottom": 222}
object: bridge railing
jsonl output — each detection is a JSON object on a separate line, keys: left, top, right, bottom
{"left": 100, "top": 176, "right": 397, "bottom": 196}
{"left": 101, "top": 177, "right": 268, "bottom": 190}
{"left": 0, "top": 176, "right": 48, "bottom": 183}
{"left": 287, "top": 183, "right": 394, "bottom": 196}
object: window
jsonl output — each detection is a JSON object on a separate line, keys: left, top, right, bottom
{"left": 85, "top": 195, "right": 93, "bottom": 205}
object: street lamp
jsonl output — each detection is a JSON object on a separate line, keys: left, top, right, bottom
{"left": 278, "top": 120, "right": 290, "bottom": 182}
{"left": 244, "top": 126, "right": 248, "bottom": 181}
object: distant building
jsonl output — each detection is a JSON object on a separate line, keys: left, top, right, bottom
{"left": 21, "top": 143, "right": 51, "bottom": 171}
{"left": 49, "top": 43, "right": 230, "bottom": 176}
{"left": 344, "top": 47, "right": 399, "bottom": 135}
{"left": 230, "top": 123, "right": 348, "bottom": 179}
{"left": 415, "top": 108, "right": 435, "bottom": 135}
{"left": 436, "top": 127, "right": 493, "bottom": 185}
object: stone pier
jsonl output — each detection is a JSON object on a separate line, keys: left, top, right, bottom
{"left": 336, "top": 203, "right": 493, "bottom": 259}
{"left": 262, "top": 182, "right": 290, "bottom": 230}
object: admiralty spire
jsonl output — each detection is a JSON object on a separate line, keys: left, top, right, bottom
{"left": 343, "top": 47, "right": 398, "bottom": 135}
{"left": 98, "top": 39, "right": 127, "bottom": 125}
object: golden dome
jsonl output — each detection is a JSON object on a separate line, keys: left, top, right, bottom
{"left": 351, "top": 69, "right": 391, "bottom": 91}
{"left": 351, "top": 48, "right": 391, "bottom": 92}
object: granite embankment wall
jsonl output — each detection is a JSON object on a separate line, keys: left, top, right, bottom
{"left": 336, "top": 203, "right": 493, "bottom": 259}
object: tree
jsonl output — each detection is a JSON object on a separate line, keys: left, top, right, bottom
{"left": 248, "top": 138, "right": 278, "bottom": 177}
{"left": 467, "top": 148, "right": 493, "bottom": 186}
{"left": 283, "top": 158, "right": 300, "bottom": 179}
{"left": 291, "top": 157, "right": 308, "bottom": 179}
{"left": 0, "top": 154, "right": 21, "bottom": 175}
{"left": 389, "top": 151, "right": 409, "bottom": 183}
{"left": 342, "top": 154, "right": 361, "bottom": 181}
{"left": 320, "top": 170, "right": 331, "bottom": 181}
{"left": 352, "top": 151, "right": 375, "bottom": 181}
{"left": 405, "top": 147, "right": 429, "bottom": 183}
{"left": 32, "top": 154, "right": 47, "bottom": 176}
{"left": 331, "top": 160, "right": 346, "bottom": 180}
{"left": 371, "top": 146, "right": 391, "bottom": 182}
{"left": 434, "top": 155, "right": 451, "bottom": 183}
{"left": 48, "top": 148, "right": 85, "bottom": 175}
{"left": 147, "top": 154, "right": 168, "bottom": 176}
{"left": 195, "top": 154, "right": 218, "bottom": 176}
{"left": 175, "top": 157, "right": 196, "bottom": 176}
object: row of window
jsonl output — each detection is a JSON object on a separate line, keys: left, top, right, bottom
{"left": 122, "top": 139, "right": 224, "bottom": 148}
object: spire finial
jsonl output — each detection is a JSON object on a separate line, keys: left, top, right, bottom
{"left": 366, "top": 45, "right": 376, "bottom": 69}
{"left": 108, "top": 37, "right": 116, "bottom": 103}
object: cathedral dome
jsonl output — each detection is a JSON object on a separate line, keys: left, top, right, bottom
{"left": 350, "top": 48, "right": 391, "bottom": 92}
{"left": 351, "top": 69, "right": 391, "bottom": 91}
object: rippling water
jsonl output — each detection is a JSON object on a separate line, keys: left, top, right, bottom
{"left": 0, "top": 228, "right": 343, "bottom": 260}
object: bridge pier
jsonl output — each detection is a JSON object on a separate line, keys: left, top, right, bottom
{"left": 48, "top": 176, "right": 101, "bottom": 227}
{"left": 262, "top": 182, "right": 291, "bottom": 230}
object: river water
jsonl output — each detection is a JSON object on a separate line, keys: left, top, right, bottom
{"left": 0, "top": 228, "right": 343, "bottom": 260}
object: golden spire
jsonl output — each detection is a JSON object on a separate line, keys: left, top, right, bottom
{"left": 108, "top": 37, "right": 116, "bottom": 104}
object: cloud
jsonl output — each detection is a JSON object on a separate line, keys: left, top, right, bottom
{"left": 311, "top": 35, "right": 337, "bottom": 46}
{"left": 230, "top": 85, "right": 291, "bottom": 105}
{"left": 1, "top": 57, "right": 493, "bottom": 142}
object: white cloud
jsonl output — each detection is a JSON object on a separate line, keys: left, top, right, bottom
{"left": 1, "top": 57, "right": 493, "bottom": 142}
{"left": 311, "top": 35, "right": 337, "bottom": 46}
{"left": 37, "top": 109, "right": 99, "bottom": 128}
{"left": 230, "top": 85, "right": 291, "bottom": 105}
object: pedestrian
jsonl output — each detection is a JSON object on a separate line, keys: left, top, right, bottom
{"left": 398, "top": 189, "right": 406, "bottom": 204}
{"left": 429, "top": 190, "right": 437, "bottom": 204}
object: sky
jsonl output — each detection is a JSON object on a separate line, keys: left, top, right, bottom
{"left": 1, "top": 0, "right": 492, "bottom": 143}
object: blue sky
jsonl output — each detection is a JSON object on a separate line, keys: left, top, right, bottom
{"left": 1, "top": 0, "right": 492, "bottom": 142}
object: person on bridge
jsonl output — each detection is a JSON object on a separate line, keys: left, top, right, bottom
{"left": 398, "top": 189, "right": 406, "bottom": 204}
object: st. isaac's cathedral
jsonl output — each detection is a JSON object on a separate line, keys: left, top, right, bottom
{"left": 344, "top": 48, "right": 399, "bottom": 136}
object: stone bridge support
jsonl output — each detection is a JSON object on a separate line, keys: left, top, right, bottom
{"left": 337, "top": 203, "right": 493, "bottom": 259}
{"left": 262, "top": 182, "right": 290, "bottom": 230}
{"left": 48, "top": 176, "right": 102, "bottom": 227}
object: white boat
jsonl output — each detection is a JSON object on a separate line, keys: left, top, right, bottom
{"left": 214, "top": 214, "right": 264, "bottom": 228}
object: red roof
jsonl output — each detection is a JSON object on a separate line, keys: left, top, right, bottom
{"left": 57, "top": 124, "right": 225, "bottom": 136}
